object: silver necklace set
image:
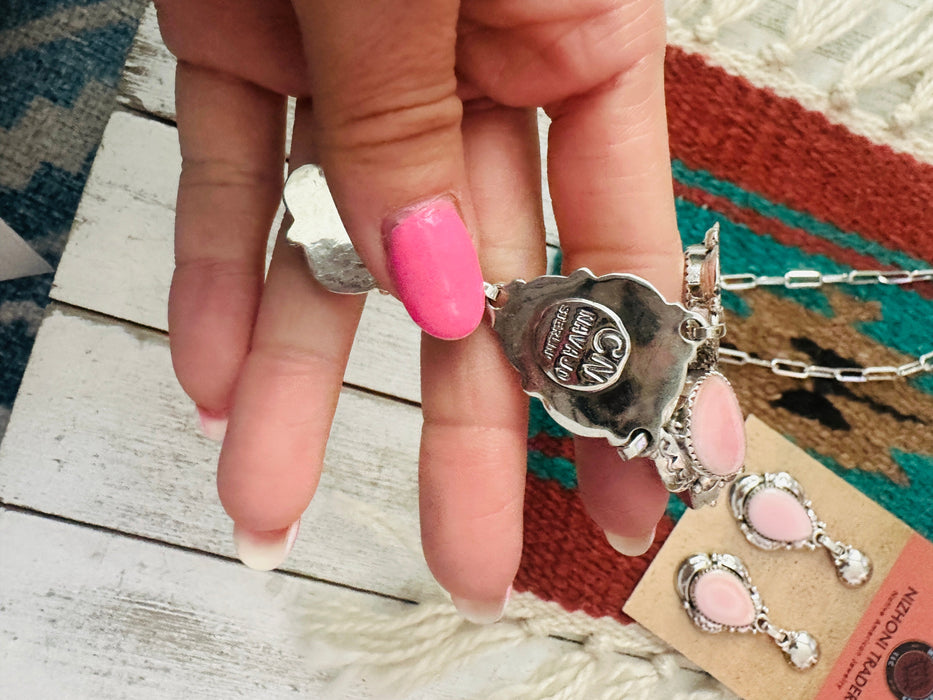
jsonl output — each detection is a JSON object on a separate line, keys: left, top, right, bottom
{"left": 284, "top": 164, "right": 933, "bottom": 510}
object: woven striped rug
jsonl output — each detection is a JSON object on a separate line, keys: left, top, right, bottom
{"left": 520, "top": 44, "right": 933, "bottom": 627}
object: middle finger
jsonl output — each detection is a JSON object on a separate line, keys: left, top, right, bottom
{"left": 419, "top": 102, "right": 546, "bottom": 620}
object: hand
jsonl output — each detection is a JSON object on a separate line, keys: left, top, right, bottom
{"left": 155, "top": 0, "right": 746, "bottom": 622}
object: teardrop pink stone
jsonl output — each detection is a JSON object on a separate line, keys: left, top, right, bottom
{"left": 692, "top": 569, "right": 756, "bottom": 627}
{"left": 691, "top": 374, "right": 746, "bottom": 476}
{"left": 746, "top": 487, "right": 813, "bottom": 543}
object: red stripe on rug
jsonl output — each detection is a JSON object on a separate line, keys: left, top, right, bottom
{"left": 665, "top": 47, "right": 933, "bottom": 264}
{"left": 674, "top": 182, "right": 933, "bottom": 299}
{"left": 527, "top": 433, "right": 575, "bottom": 460}
{"left": 515, "top": 472, "right": 674, "bottom": 623}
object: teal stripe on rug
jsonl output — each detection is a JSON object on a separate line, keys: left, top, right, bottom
{"left": 672, "top": 160, "right": 931, "bottom": 272}
{"left": 527, "top": 400, "right": 577, "bottom": 487}
{"left": 528, "top": 398, "right": 570, "bottom": 439}
{"left": 527, "top": 451, "right": 577, "bottom": 490}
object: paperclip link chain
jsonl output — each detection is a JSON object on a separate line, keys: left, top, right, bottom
{"left": 717, "top": 267, "right": 933, "bottom": 383}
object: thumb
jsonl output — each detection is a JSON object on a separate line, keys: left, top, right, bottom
{"left": 291, "top": 0, "right": 485, "bottom": 340}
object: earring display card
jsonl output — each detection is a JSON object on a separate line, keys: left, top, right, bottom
{"left": 625, "top": 416, "right": 933, "bottom": 700}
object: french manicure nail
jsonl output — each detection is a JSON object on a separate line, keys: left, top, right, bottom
{"left": 451, "top": 585, "right": 511, "bottom": 625}
{"left": 690, "top": 373, "right": 746, "bottom": 476}
{"left": 233, "top": 519, "right": 300, "bottom": 571}
{"left": 196, "top": 406, "right": 228, "bottom": 442}
{"left": 385, "top": 199, "right": 485, "bottom": 340}
{"left": 605, "top": 526, "right": 657, "bottom": 556}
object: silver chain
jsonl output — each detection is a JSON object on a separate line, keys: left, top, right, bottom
{"left": 718, "top": 267, "right": 933, "bottom": 382}
{"left": 721, "top": 268, "right": 933, "bottom": 291}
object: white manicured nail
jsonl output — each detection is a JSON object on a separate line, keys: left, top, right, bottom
{"left": 451, "top": 586, "right": 511, "bottom": 625}
{"left": 233, "top": 520, "right": 300, "bottom": 571}
{"left": 605, "top": 527, "right": 657, "bottom": 556}
{"left": 196, "top": 406, "right": 228, "bottom": 442}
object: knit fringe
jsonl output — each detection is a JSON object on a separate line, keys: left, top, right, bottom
{"left": 303, "top": 591, "right": 736, "bottom": 699}
{"left": 667, "top": 0, "right": 933, "bottom": 162}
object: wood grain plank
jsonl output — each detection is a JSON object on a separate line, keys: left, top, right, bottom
{"left": 0, "top": 509, "right": 565, "bottom": 699}
{"left": 116, "top": 5, "right": 560, "bottom": 245}
{"left": 54, "top": 110, "right": 179, "bottom": 331}
{"left": 116, "top": 4, "right": 298, "bottom": 161}
{"left": 117, "top": 3, "right": 175, "bottom": 122}
{"left": 0, "top": 306, "right": 434, "bottom": 600}
{"left": 54, "top": 110, "right": 423, "bottom": 403}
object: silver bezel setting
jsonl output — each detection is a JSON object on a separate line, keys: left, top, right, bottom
{"left": 486, "top": 223, "right": 739, "bottom": 509}
{"left": 677, "top": 552, "right": 821, "bottom": 670}
{"left": 730, "top": 472, "right": 821, "bottom": 551}
{"left": 657, "top": 370, "right": 744, "bottom": 507}
{"left": 731, "top": 472, "right": 873, "bottom": 587}
{"left": 652, "top": 224, "right": 741, "bottom": 508}
{"left": 489, "top": 268, "right": 705, "bottom": 449}
{"left": 676, "top": 552, "right": 767, "bottom": 635}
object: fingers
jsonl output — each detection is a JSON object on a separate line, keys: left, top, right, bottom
{"left": 575, "top": 443, "right": 669, "bottom": 555}
{"left": 155, "top": 0, "right": 307, "bottom": 96}
{"left": 545, "top": 26, "right": 681, "bottom": 553}
{"left": 543, "top": 11, "right": 745, "bottom": 548}
{"left": 546, "top": 50, "right": 682, "bottom": 295}
{"left": 291, "top": 0, "right": 485, "bottom": 339}
{"left": 419, "top": 104, "right": 545, "bottom": 620}
{"left": 217, "top": 100, "right": 365, "bottom": 563}
{"left": 169, "top": 62, "right": 287, "bottom": 420}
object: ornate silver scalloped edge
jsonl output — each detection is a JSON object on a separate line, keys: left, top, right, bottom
{"left": 682, "top": 223, "right": 724, "bottom": 376}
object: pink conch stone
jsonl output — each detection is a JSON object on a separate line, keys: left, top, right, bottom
{"left": 691, "top": 374, "right": 746, "bottom": 476}
{"left": 693, "top": 570, "right": 756, "bottom": 627}
{"left": 747, "top": 487, "right": 813, "bottom": 543}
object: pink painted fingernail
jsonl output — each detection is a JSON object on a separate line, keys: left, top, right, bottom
{"left": 451, "top": 585, "right": 511, "bottom": 625}
{"left": 196, "top": 406, "right": 228, "bottom": 442}
{"left": 605, "top": 526, "right": 656, "bottom": 556}
{"left": 233, "top": 519, "right": 300, "bottom": 571}
{"left": 690, "top": 373, "right": 746, "bottom": 476}
{"left": 384, "top": 200, "right": 485, "bottom": 340}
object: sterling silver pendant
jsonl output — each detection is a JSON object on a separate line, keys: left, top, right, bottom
{"left": 486, "top": 224, "right": 737, "bottom": 507}
{"left": 486, "top": 269, "right": 703, "bottom": 446}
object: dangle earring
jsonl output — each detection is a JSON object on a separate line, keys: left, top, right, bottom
{"left": 730, "top": 472, "right": 872, "bottom": 587}
{"left": 677, "top": 552, "right": 820, "bottom": 670}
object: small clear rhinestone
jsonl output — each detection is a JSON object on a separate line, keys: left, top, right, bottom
{"left": 836, "top": 547, "right": 872, "bottom": 587}
{"left": 784, "top": 631, "right": 820, "bottom": 670}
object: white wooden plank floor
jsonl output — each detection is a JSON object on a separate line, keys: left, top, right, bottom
{"left": 0, "top": 7, "right": 579, "bottom": 698}
{"left": 1, "top": 307, "right": 435, "bottom": 601}
{"left": 0, "top": 508, "right": 565, "bottom": 699}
